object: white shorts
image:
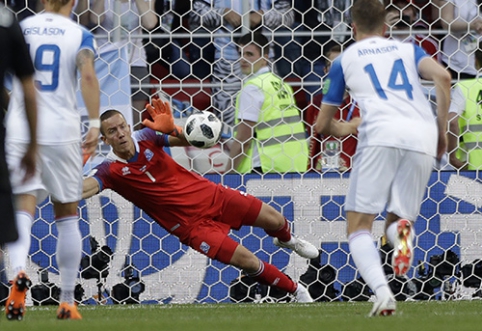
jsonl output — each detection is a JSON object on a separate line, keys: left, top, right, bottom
{"left": 345, "top": 146, "right": 433, "bottom": 221}
{"left": 7, "top": 141, "right": 83, "bottom": 203}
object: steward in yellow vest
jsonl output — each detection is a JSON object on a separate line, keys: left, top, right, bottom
{"left": 227, "top": 32, "right": 308, "bottom": 174}
{"left": 449, "top": 45, "right": 482, "bottom": 170}
{"left": 453, "top": 79, "right": 482, "bottom": 169}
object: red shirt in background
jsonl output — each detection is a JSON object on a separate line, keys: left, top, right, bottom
{"left": 306, "top": 94, "right": 360, "bottom": 171}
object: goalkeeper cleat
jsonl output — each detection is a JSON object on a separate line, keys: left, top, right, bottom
{"left": 392, "top": 219, "right": 414, "bottom": 276}
{"left": 369, "top": 295, "right": 396, "bottom": 317}
{"left": 5, "top": 271, "right": 32, "bottom": 321}
{"left": 293, "top": 283, "right": 314, "bottom": 303}
{"left": 273, "top": 236, "right": 319, "bottom": 259}
{"left": 57, "top": 302, "right": 82, "bottom": 320}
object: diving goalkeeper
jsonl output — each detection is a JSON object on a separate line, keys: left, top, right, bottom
{"left": 82, "top": 99, "right": 318, "bottom": 302}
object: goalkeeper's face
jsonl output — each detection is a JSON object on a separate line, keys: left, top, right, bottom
{"left": 101, "top": 114, "right": 134, "bottom": 157}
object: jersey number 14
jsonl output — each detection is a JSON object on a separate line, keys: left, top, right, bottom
{"left": 364, "top": 59, "right": 414, "bottom": 100}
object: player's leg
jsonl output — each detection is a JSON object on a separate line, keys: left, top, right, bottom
{"left": 216, "top": 185, "right": 318, "bottom": 260}
{"left": 216, "top": 237, "right": 313, "bottom": 303}
{"left": 253, "top": 203, "right": 319, "bottom": 259}
{"left": 345, "top": 146, "right": 398, "bottom": 316}
{"left": 347, "top": 211, "right": 395, "bottom": 316}
{"left": 53, "top": 201, "right": 82, "bottom": 320}
{"left": 41, "top": 144, "right": 83, "bottom": 319}
{"left": 4, "top": 142, "right": 43, "bottom": 321}
{"left": 4, "top": 194, "right": 35, "bottom": 321}
{"left": 385, "top": 150, "right": 433, "bottom": 276}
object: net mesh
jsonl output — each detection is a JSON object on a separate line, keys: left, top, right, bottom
{"left": 2, "top": 0, "right": 482, "bottom": 305}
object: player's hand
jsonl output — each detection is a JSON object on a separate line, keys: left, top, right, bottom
{"left": 20, "top": 143, "right": 37, "bottom": 183}
{"left": 82, "top": 127, "right": 100, "bottom": 161}
{"left": 348, "top": 117, "right": 362, "bottom": 134}
{"left": 143, "top": 99, "right": 183, "bottom": 137}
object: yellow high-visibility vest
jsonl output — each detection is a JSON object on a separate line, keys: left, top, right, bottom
{"left": 456, "top": 79, "right": 482, "bottom": 170}
{"left": 234, "top": 72, "right": 309, "bottom": 173}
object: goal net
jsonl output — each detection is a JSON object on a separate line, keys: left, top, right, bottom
{"left": 2, "top": 0, "right": 482, "bottom": 305}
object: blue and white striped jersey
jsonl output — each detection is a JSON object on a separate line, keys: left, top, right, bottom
{"left": 323, "top": 36, "right": 438, "bottom": 157}
{"left": 6, "top": 12, "right": 96, "bottom": 144}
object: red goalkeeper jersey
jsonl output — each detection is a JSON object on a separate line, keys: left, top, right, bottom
{"left": 91, "top": 128, "right": 221, "bottom": 241}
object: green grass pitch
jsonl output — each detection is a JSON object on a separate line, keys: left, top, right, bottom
{"left": 1, "top": 301, "right": 481, "bottom": 331}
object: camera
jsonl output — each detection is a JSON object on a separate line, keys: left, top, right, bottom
{"left": 112, "top": 265, "right": 145, "bottom": 304}
{"left": 299, "top": 252, "right": 338, "bottom": 302}
{"left": 460, "top": 259, "right": 482, "bottom": 288}
{"left": 80, "top": 236, "right": 113, "bottom": 280}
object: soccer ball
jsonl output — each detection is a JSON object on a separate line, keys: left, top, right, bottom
{"left": 183, "top": 111, "right": 222, "bottom": 148}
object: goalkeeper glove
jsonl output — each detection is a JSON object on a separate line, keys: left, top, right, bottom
{"left": 142, "top": 99, "right": 183, "bottom": 137}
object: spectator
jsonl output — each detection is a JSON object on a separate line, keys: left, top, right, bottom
{"left": 189, "top": 0, "right": 294, "bottom": 130}
{"left": 310, "top": 45, "right": 360, "bottom": 172}
{"left": 275, "top": 0, "right": 352, "bottom": 103}
{"left": 438, "top": 0, "right": 482, "bottom": 80}
{"left": 226, "top": 32, "right": 308, "bottom": 174}
{"left": 447, "top": 42, "right": 482, "bottom": 170}
{"left": 144, "top": 0, "right": 191, "bottom": 80}
{"left": 385, "top": 0, "right": 440, "bottom": 62}
{"left": 0, "top": 2, "right": 37, "bottom": 248}
{"left": 77, "top": 0, "right": 158, "bottom": 129}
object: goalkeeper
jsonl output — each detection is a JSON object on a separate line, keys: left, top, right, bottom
{"left": 83, "top": 99, "right": 318, "bottom": 302}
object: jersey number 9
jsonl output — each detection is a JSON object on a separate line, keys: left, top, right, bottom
{"left": 29, "top": 44, "right": 61, "bottom": 92}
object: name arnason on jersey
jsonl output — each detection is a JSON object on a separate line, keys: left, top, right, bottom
{"left": 358, "top": 45, "right": 398, "bottom": 56}
{"left": 23, "top": 27, "right": 65, "bottom": 36}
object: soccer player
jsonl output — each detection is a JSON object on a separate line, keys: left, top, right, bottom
{"left": 4, "top": 0, "right": 100, "bottom": 320}
{"left": 315, "top": 0, "right": 451, "bottom": 316}
{"left": 82, "top": 99, "right": 318, "bottom": 303}
{"left": 0, "top": 3, "right": 37, "bottom": 249}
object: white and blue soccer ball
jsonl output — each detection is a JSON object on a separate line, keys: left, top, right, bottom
{"left": 184, "top": 111, "right": 222, "bottom": 149}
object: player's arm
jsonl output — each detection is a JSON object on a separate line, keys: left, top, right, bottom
{"left": 77, "top": 48, "right": 101, "bottom": 156}
{"left": 167, "top": 133, "right": 190, "bottom": 147}
{"left": 315, "top": 55, "right": 360, "bottom": 137}
{"left": 315, "top": 104, "right": 360, "bottom": 137}
{"left": 417, "top": 56, "right": 452, "bottom": 161}
{"left": 227, "top": 120, "right": 255, "bottom": 172}
{"left": 82, "top": 177, "right": 100, "bottom": 199}
{"left": 11, "top": 17, "right": 38, "bottom": 181}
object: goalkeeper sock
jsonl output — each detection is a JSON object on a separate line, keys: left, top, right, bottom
{"left": 348, "top": 230, "right": 391, "bottom": 297}
{"left": 6, "top": 211, "right": 33, "bottom": 276}
{"left": 265, "top": 219, "right": 291, "bottom": 243}
{"left": 248, "top": 260, "right": 297, "bottom": 293}
{"left": 56, "top": 216, "right": 82, "bottom": 305}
